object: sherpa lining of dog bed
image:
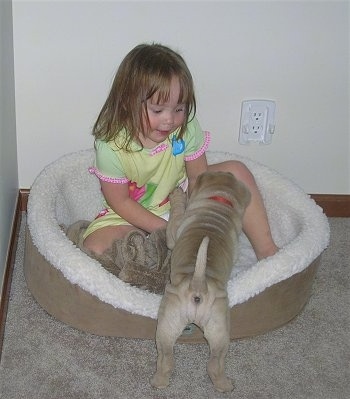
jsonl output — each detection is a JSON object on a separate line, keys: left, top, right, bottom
{"left": 27, "top": 149, "right": 330, "bottom": 319}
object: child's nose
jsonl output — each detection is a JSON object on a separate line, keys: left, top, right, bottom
{"left": 163, "top": 111, "right": 175, "bottom": 125}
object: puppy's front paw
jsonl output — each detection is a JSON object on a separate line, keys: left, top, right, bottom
{"left": 169, "top": 187, "right": 186, "bottom": 205}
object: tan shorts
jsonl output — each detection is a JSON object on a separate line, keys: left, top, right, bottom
{"left": 83, "top": 207, "right": 170, "bottom": 239}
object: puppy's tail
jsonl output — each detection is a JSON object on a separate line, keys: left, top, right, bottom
{"left": 190, "top": 236, "right": 209, "bottom": 303}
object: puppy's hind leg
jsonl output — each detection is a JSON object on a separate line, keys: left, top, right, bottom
{"left": 150, "top": 297, "right": 186, "bottom": 389}
{"left": 203, "top": 303, "right": 233, "bottom": 393}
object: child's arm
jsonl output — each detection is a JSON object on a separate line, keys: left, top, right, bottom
{"left": 100, "top": 180, "right": 167, "bottom": 233}
{"left": 185, "top": 153, "right": 208, "bottom": 195}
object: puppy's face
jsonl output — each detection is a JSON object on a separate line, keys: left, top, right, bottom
{"left": 190, "top": 171, "right": 251, "bottom": 213}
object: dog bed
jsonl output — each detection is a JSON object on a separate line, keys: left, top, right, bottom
{"left": 24, "top": 149, "right": 330, "bottom": 342}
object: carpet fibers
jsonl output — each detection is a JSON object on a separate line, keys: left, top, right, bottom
{"left": 0, "top": 215, "right": 349, "bottom": 399}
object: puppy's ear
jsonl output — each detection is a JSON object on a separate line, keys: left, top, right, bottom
{"left": 233, "top": 180, "right": 251, "bottom": 211}
{"left": 166, "top": 188, "right": 187, "bottom": 249}
{"left": 189, "top": 171, "right": 206, "bottom": 198}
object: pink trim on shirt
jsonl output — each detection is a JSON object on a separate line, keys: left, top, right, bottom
{"left": 88, "top": 167, "right": 129, "bottom": 184}
{"left": 150, "top": 143, "right": 168, "bottom": 156}
{"left": 184, "top": 131, "right": 211, "bottom": 161}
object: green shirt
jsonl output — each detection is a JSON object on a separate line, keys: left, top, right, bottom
{"left": 90, "top": 117, "right": 210, "bottom": 218}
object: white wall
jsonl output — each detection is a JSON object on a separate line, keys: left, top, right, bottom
{"left": 13, "top": 0, "right": 349, "bottom": 194}
{"left": 0, "top": 0, "right": 18, "bottom": 289}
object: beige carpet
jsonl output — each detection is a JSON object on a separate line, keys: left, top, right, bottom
{"left": 0, "top": 215, "right": 349, "bottom": 399}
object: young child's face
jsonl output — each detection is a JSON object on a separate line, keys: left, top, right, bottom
{"left": 141, "top": 77, "right": 186, "bottom": 148}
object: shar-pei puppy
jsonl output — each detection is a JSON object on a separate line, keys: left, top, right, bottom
{"left": 151, "top": 171, "right": 251, "bottom": 392}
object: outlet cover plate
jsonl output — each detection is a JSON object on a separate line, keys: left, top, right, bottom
{"left": 239, "top": 99, "right": 276, "bottom": 144}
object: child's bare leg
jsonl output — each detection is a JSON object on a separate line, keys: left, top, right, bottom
{"left": 83, "top": 225, "right": 142, "bottom": 255}
{"left": 208, "top": 161, "right": 278, "bottom": 260}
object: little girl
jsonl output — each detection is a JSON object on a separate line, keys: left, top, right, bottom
{"left": 83, "top": 43, "right": 278, "bottom": 260}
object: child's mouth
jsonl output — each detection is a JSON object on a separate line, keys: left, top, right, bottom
{"left": 157, "top": 130, "right": 170, "bottom": 136}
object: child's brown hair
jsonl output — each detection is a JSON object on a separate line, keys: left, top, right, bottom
{"left": 93, "top": 43, "right": 196, "bottom": 151}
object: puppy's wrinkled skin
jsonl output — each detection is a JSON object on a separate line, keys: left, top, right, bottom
{"left": 151, "top": 171, "right": 251, "bottom": 392}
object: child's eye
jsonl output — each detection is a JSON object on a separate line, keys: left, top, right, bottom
{"left": 150, "top": 108, "right": 162, "bottom": 114}
{"left": 176, "top": 107, "right": 185, "bottom": 113}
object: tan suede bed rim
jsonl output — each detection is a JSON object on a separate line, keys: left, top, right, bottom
{"left": 24, "top": 227, "right": 321, "bottom": 342}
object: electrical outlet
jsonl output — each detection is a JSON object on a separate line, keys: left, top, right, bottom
{"left": 239, "top": 100, "right": 276, "bottom": 144}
